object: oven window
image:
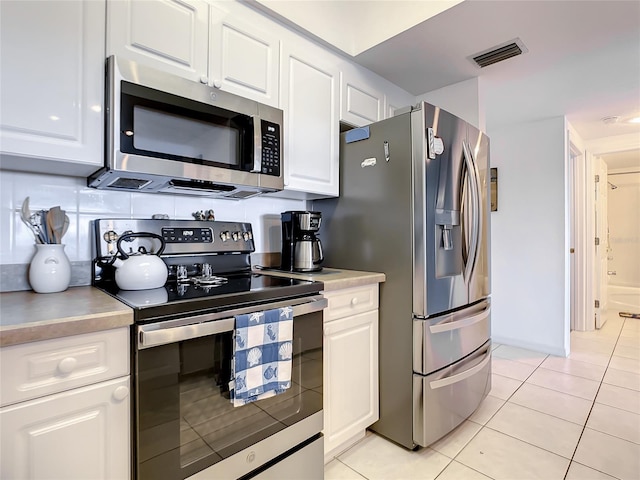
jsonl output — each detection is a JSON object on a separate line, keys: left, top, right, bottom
{"left": 119, "top": 81, "right": 254, "bottom": 171}
{"left": 136, "top": 311, "right": 323, "bottom": 479}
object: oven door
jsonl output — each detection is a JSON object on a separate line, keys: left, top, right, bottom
{"left": 134, "top": 295, "right": 326, "bottom": 480}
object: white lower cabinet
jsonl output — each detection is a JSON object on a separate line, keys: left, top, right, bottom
{"left": 0, "top": 328, "right": 131, "bottom": 480}
{"left": 322, "top": 284, "right": 379, "bottom": 462}
{"left": 1, "top": 376, "right": 130, "bottom": 480}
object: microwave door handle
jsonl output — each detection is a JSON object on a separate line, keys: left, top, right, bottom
{"left": 251, "top": 115, "right": 262, "bottom": 173}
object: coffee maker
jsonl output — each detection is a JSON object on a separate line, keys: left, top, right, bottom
{"left": 280, "top": 211, "right": 324, "bottom": 272}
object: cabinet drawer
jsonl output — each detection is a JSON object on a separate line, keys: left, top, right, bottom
{"left": 1, "top": 327, "right": 129, "bottom": 407}
{"left": 323, "top": 284, "right": 379, "bottom": 321}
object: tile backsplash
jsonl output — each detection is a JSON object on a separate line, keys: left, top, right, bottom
{"left": 0, "top": 170, "right": 307, "bottom": 267}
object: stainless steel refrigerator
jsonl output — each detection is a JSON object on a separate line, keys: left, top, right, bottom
{"left": 316, "top": 102, "right": 491, "bottom": 449}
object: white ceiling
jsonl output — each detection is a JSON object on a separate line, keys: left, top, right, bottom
{"left": 252, "top": 0, "right": 640, "bottom": 168}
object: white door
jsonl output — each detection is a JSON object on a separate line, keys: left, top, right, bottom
{"left": 209, "top": 4, "right": 280, "bottom": 107}
{"left": 339, "top": 64, "right": 384, "bottom": 127}
{"left": 0, "top": 0, "right": 104, "bottom": 174}
{"left": 323, "top": 309, "right": 378, "bottom": 459}
{"left": 1, "top": 377, "right": 130, "bottom": 480}
{"left": 280, "top": 38, "right": 340, "bottom": 197}
{"left": 107, "top": 0, "right": 209, "bottom": 83}
{"left": 594, "top": 157, "right": 609, "bottom": 328}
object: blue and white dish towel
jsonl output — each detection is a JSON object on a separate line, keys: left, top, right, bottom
{"left": 229, "top": 306, "right": 294, "bottom": 407}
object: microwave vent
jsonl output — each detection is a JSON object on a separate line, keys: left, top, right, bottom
{"left": 108, "top": 177, "right": 152, "bottom": 190}
{"left": 470, "top": 38, "right": 528, "bottom": 68}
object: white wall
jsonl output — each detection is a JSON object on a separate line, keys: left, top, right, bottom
{"left": 489, "top": 116, "right": 569, "bottom": 356}
{"left": 416, "top": 77, "right": 484, "bottom": 131}
{"left": 0, "top": 170, "right": 306, "bottom": 266}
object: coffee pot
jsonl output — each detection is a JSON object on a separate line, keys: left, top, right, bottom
{"left": 280, "top": 211, "right": 324, "bottom": 272}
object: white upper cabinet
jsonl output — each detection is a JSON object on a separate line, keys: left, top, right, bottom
{"left": 385, "top": 82, "right": 415, "bottom": 119}
{"left": 339, "top": 62, "right": 414, "bottom": 127}
{"left": 0, "top": 0, "right": 105, "bottom": 175}
{"left": 209, "top": 3, "right": 280, "bottom": 107}
{"left": 107, "top": 0, "right": 209, "bottom": 83}
{"left": 340, "top": 64, "right": 385, "bottom": 127}
{"left": 280, "top": 38, "right": 340, "bottom": 198}
{"left": 108, "top": 1, "right": 279, "bottom": 106}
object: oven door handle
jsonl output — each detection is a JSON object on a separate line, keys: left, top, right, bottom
{"left": 138, "top": 297, "right": 328, "bottom": 348}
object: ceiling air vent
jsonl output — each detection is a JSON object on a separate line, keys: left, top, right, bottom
{"left": 470, "top": 38, "right": 528, "bottom": 68}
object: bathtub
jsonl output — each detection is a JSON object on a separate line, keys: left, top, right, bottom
{"left": 608, "top": 285, "right": 640, "bottom": 313}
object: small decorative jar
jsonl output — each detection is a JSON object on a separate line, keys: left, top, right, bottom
{"left": 28, "top": 244, "right": 71, "bottom": 293}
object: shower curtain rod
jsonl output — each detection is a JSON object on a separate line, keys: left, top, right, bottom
{"left": 609, "top": 170, "right": 640, "bottom": 176}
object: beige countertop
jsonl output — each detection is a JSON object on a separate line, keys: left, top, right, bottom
{"left": 0, "top": 286, "right": 133, "bottom": 347}
{"left": 0, "top": 269, "right": 382, "bottom": 347}
{"left": 253, "top": 267, "right": 385, "bottom": 291}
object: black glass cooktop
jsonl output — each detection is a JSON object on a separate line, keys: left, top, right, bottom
{"left": 95, "top": 272, "right": 322, "bottom": 323}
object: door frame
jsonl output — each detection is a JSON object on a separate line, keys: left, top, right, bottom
{"left": 568, "top": 129, "right": 586, "bottom": 331}
{"left": 584, "top": 133, "right": 640, "bottom": 329}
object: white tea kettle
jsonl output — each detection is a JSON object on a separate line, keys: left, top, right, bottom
{"left": 112, "top": 232, "right": 168, "bottom": 290}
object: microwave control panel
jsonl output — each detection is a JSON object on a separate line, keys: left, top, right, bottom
{"left": 261, "top": 120, "right": 280, "bottom": 176}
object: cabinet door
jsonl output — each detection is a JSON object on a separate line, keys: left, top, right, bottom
{"left": 0, "top": 0, "right": 104, "bottom": 175}
{"left": 340, "top": 66, "right": 384, "bottom": 127}
{"left": 209, "top": 5, "right": 280, "bottom": 107}
{"left": 1, "top": 377, "right": 130, "bottom": 480}
{"left": 280, "top": 40, "right": 340, "bottom": 197}
{"left": 323, "top": 309, "right": 379, "bottom": 457}
{"left": 384, "top": 84, "right": 415, "bottom": 120}
{"left": 108, "top": 0, "right": 209, "bottom": 83}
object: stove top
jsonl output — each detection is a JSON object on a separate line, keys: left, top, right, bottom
{"left": 95, "top": 272, "right": 322, "bottom": 322}
{"left": 92, "top": 218, "right": 323, "bottom": 323}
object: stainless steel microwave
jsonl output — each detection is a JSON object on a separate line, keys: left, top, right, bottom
{"left": 88, "top": 56, "right": 283, "bottom": 199}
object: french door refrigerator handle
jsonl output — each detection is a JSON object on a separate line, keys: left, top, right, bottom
{"left": 469, "top": 139, "right": 483, "bottom": 277}
{"left": 429, "top": 306, "right": 490, "bottom": 334}
{"left": 429, "top": 348, "right": 491, "bottom": 389}
{"left": 462, "top": 141, "right": 480, "bottom": 281}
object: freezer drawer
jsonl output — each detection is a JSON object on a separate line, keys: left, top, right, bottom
{"left": 413, "top": 341, "right": 491, "bottom": 447}
{"left": 413, "top": 299, "right": 490, "bottom": 375}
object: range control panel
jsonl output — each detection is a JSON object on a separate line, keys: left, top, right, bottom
{"left": 93, "top": 219, "right": 255, "bottom": 258}
{"left": 162, "top": 227, "right": 213, "bottom": 244}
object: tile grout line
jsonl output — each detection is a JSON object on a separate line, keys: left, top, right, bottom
{"left": 562, "top": 315, "right": 627, "bottom": 480}
{"left": 443, "top": 353, "right": 545, "bottom": 479}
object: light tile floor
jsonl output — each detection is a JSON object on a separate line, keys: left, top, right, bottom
{"left": 325, "top": 310, "right": 640, "bottom": 480}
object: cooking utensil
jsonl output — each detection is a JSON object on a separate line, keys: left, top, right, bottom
{"left": 60, "top": 215, "right": 70, "bottom": 241}
{"left": 20, "top": 197, "right": 43, "bottom": 243}
{"left": 46, "top": 211, "right": 55, "bottom": 244}
{"left": 48, "top": 206, "right": 66, "bottom": 244}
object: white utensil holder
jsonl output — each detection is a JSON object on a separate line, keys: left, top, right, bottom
{"left": 29, "top": 244, "right": 71, "bottom": 293}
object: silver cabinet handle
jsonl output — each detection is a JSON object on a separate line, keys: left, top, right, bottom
{"left": 607, "top": 271, "right": 617, "bottom": 275}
